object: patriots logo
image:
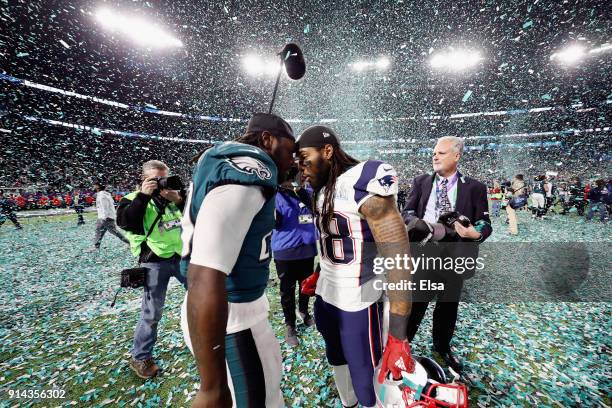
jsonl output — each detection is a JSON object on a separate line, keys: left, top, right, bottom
{"left": 227, "top": 156, "right": 272, "bottom": 180}
{"left": 378, "top": 174, "right": 397, "bottom": 192}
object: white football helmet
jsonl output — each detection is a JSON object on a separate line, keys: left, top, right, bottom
{"left": 374, "top": 356, "right": 468, "bottom": 408}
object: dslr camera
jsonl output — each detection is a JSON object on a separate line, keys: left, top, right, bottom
{"left": 153, "top": 175, "right": 184, "bottom": 194}
{"left": 438, "top": 211, "right": 471, "bottom": 228}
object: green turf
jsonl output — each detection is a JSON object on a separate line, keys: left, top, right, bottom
{"left": 0, "top": 212, "right": 610, "bottom": 407}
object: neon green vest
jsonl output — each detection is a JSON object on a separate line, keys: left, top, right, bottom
{"left": 123, "top": 191, "right": 183, "bottom": 259}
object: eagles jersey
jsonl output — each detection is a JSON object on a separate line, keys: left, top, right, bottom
{"left": 533, "top": 181, "right": 545, "bottom": 194}
{"left": 181, "top": 141, "right": 278, "bottom": 303}
{"left": 314, "top": 160, "right": 398, "bottom": 312}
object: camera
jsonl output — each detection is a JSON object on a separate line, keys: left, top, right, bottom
{"left": 153, "top": 175, "right": 184, "bottom": 192}
{"left": 438, "top": 211, "right": 471, "bottom": 228}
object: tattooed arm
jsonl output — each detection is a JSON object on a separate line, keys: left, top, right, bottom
{"left": 361, "top": 194, "right": 416, "bottom": 380}
{"left": 360, "top": 194, "right": 412, "bottom": 317}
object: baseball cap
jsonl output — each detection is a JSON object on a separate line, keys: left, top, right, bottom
{"left": 296, "top": 125, "right": 340, "bottom": 149}
{"left": 246, "top": 113, "right": 295, "bottom": 141}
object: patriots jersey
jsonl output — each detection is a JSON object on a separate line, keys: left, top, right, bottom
{"left": 181, "top": 142, "right": 278, "bottom": 303}
{"left": 314, "top": 160, "right": 398, "bottom": 311}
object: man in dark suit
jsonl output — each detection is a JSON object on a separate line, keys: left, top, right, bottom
{"left": 403, "top": 136, "right": 492, "bottom": 373}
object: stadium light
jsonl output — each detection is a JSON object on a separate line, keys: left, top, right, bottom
{"left": 349, "top": 57, "right": 391, "bottom": 72}
{"left": 588, "top": 43, "right": 612, "bottom": 54}
{"left": 376, "top": 57, "right": 391, "bottom": 70}
{"left": 430, "top": 48, "right": 483, "bottom": 71}
{"left": 242, "top": 55, "right": 281, "bottom": 77}
{"left": 550, "top": 45, "right": 586, "bottom": 65}
{"left": 95, "top": 8, "right": 183, "bottom": 48}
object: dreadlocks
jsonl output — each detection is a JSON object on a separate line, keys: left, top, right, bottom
{"left": 316, "top": 147, "right": 360, "bottom": 235}
{"left": 235, "top": 131, "right": 265, "bottom": 148}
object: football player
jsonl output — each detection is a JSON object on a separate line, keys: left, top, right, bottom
{"left": 297, "top": 126, "right": 414, "bottom": 408}
{"left": 180, "top": 113, "right": 295, "bottom": 408}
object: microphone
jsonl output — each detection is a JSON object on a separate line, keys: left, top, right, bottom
{"left": 279, "top": 43, "right": 306, "bottom": 80}
{"left": 269, "top": 43, "right": 306, "bottom": 113}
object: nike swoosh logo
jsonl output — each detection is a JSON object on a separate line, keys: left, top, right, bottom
{"left": 383, "top": 166, "right": 393, "bottom": 171}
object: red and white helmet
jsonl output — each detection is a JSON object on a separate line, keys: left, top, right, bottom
{"left": 374, "top": 356, "right": 468, "bottom": 408}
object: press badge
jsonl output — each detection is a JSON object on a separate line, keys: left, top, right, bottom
{"left": 298, "top": 214, "right": 313, "bottom": 224}
{"left": 159, "top": 219, "right": 181, "bottom": 233}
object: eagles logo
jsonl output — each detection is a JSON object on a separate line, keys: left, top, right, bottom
{"left": 227, "top": 156, "right": 272, "bottom": 180}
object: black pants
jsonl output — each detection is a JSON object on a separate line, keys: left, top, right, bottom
{"left": 406, "top": 260, "right": 465, "bottom": 353}
{"left": 274, "top": 257, "right": 314, "bottom": 327}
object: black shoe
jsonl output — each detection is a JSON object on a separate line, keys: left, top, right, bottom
{"left": 298, "top": 311, "right": 315, "bottom": 327}
{"left": 285, "top": 325, "right": 298, "bottom": 347}
{"left": 433, "top": 349, "right": 463, "bottom": 373}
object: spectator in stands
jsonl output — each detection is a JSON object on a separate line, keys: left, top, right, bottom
{"left": 15, "top": 193, "right": 26, "bottom": 211}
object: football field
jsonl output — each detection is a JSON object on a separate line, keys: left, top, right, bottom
{"left": 0, "top": 212, "right": 610, "bottom": 407}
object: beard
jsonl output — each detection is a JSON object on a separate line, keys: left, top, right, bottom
{"left": 310, "top": 158, "right": 331, "bottom": 192}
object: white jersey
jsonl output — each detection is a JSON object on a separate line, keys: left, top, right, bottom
{"left": 95, "top": 191, "right": 116, "bottom": 220}
{"left": 314, "top": 160, "right": 398, "bottom": 312}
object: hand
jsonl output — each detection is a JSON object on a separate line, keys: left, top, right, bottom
{"left": 192, "top": 388, "right": 232, "bottom": 408}
{"left": 300, "top": 271, "right": 319, "bottom": 296}
{"left": 453, "top": 222, "right": 481, "bottom": 240}
{"left": 406, "top": 218, "right": 434, "bottom": 244}
{"left": 378, "top": 335, "right": 415, "bottom": 383}
{"left": 159, "top": 189, "right": 183, "bottom": 204}
{"left": 141, "top": 177, "right": 158, "bottom": 196}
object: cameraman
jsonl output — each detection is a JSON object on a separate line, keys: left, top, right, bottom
{"left": 402, "top": 136, "right": 492, "bottom": 373}
{"left": 116, "top": 160, "right": 186, "bottom": 379}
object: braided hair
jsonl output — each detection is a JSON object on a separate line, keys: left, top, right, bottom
{"left": 315, "top": 147, "right": 360, "bottom": 235}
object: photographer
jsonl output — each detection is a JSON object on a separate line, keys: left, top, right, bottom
{"left": 402, "top": 136, "right": 492, "bottom": 373}
{"left": 505, "top": 174, "right": 527, "bottom": 235}
{"left": 116, "top": 160, "right": 186, "bottom": 379}
{"left": 585, "top": 179, "right": 608, "bottom": 223}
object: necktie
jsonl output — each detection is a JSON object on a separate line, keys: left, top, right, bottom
{"left": 436, "top": 178, "right": 452, "bottom": 217}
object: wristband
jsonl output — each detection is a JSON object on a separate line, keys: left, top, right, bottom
{"left": 388, "top": 312, "right": 408, "bottom": 340}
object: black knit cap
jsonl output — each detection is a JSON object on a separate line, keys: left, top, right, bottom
{"left": 246, "top": 113, "right": 295, "bottom": 141}
{"left": 296, "top": 125, "right": 340, "bottom": 149}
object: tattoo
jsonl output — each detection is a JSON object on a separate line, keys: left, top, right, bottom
{"left": 361, "top": 195, "right": 412, "bottom": 316}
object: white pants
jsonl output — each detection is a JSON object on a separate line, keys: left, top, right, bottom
{"left": 181, "top": 294, "right": 284, "bottom": 408}
{"left": 531, "top": 193, "right": 545, "bottom": 209}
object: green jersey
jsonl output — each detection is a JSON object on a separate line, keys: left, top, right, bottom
{"left": 181, "top": 142, "right": 278, "bottom": 303}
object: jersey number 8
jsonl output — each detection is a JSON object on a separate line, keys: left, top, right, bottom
{"left": 318, "top": 212, "right": 356, "bottom": 265}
